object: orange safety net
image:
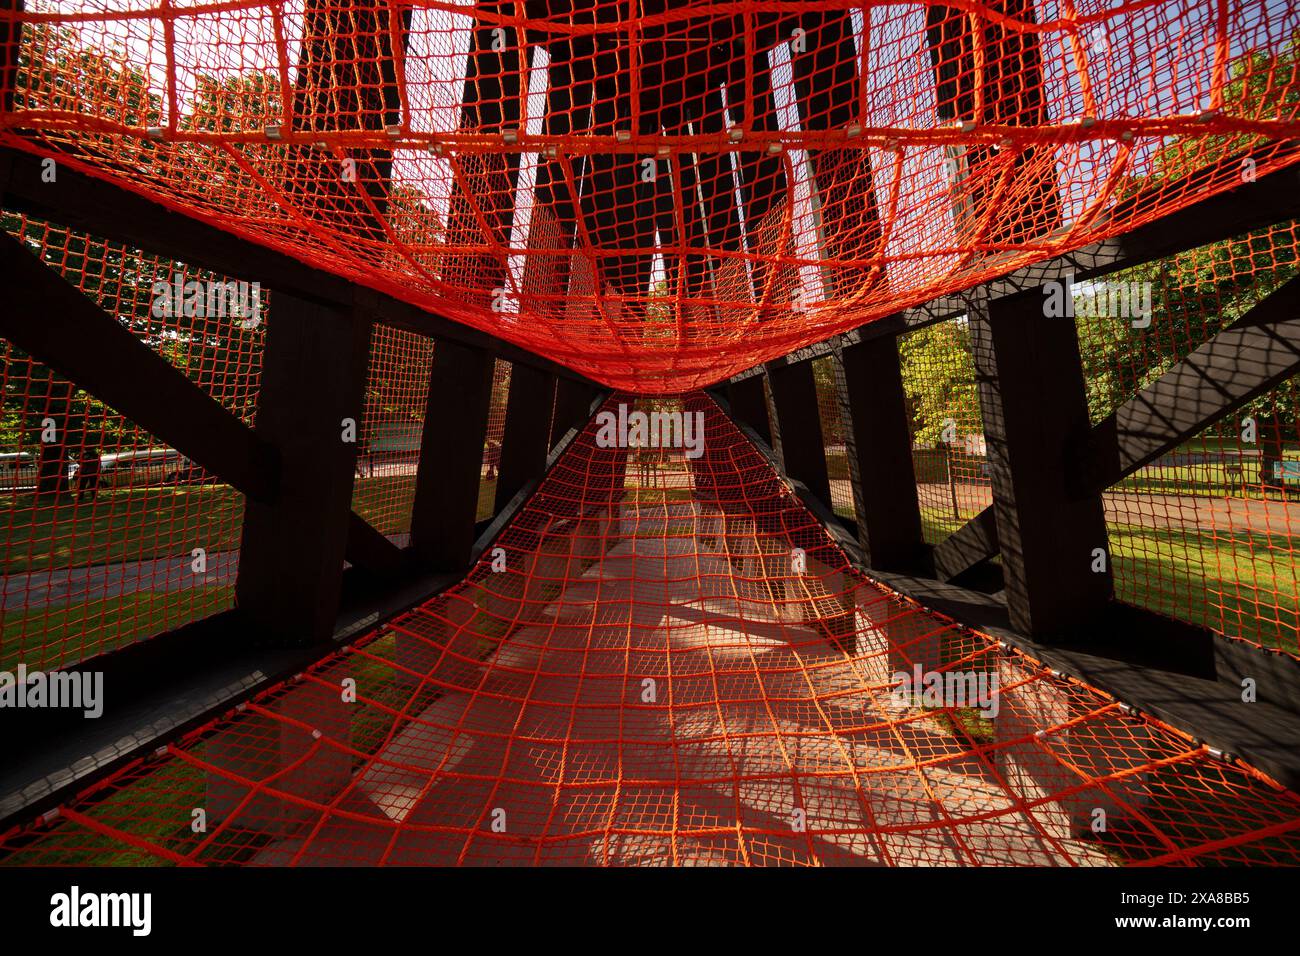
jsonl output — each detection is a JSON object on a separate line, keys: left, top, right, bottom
{"left": 1, "top": 212, "right": 263, "bottom": 672}
{"left": 896, "top": 218, "right": 1300, "bottom": 659}
{"left": 3, "top": 2, "right": 1300, "bottom": 392}
{"left": 4, "top": 395, "right": 1300, "bottom": 866}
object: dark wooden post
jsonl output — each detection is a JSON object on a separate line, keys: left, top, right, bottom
{"left": 409, "top": 340, "right": 496, "bottom": 571}
{"left": 765, "top": 361, "right": 832, "bottom": 510}
{"left": 236, "top": 293, "right": 373, "bottom": 645}
{"left": 496, "top": 362, "right": 556, "bottom": 510}
{"left": 725, "top": 376, "right": 772, "bottom": 447}
{"left": 836, "top": 337, "right": 926, "bottom": 573}
{"left": 967, "top": 288, "right": 1111, "bottom": 636}
{"left": 550, "top": 377, "right": 600, "bottom": 449}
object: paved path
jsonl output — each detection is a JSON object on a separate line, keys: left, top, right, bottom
{"left": 1, "top": 532, "right": 411, "bottom": 612}
{"left": 247, "top": 502, "right": 1117, "bottom": 866}
{"left": 836, "top": 480, "right": 1300, "bottom": 537}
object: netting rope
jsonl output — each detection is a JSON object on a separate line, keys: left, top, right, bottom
{"left": 4, "top": 395, "right": 1300, "bottom": 866}
{"left": 3, "top": 1, "right": 1299, "bottom": 390}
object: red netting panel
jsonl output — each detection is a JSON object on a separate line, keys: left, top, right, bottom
{"left": 351, "top": 324, "right": 433, "bottom": 540}
{"left": 899, "top": 317, "right": 989, "bottom": 544}
{"left": 4, "top": 394, "right": 1299, "bottom": 866}
{"left": 811, "top": 355, "right": 854, "bottom": 522}
{"left": 1075, "top": 221, "right": 1300, "bottom": 658}
{"left": 4, "top": 2, "right": 1299, "bottom": 392}
{"left": 478, "top": 358, "right": 511, "bottom": 521}
{"left": 1, "top": 214, "right": 263, "bottom": 671}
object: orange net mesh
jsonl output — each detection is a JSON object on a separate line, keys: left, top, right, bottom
{"left": 1074, "top": 220, "right": 1300, "bottom": 657}
{"left": 3, "top": 1, "right": 1300, "bottom": 391}
{"left": 350, "top": 324, "right": 434, "bottom": 540}
{"left": 4, "top": 396, "right": 1300, "bottom": 866}
{"left": 1, "top": 213, "right": 263, "bottom": 672}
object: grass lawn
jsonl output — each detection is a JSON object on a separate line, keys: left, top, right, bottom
{"left": 1109, "top": 524, "right": 1299, "bottom": 652}
{"left": 0, "top": 756, "right": 208, "bottom": 867}
{"left": 351, "top": 473, "right": 417, "bottom": 535}
{"left": 477, "top": 477, "right": 498, "bottom": 521}
{"left": 0, "top": 485, "right": 245, "bottom": 574}
{"left": 915, "top": 508, "right": 1298, "bottom": 651}
{"left": 920, "top": 507, "right": 966, "bottom": 544}
{"left": 0, "top": 586, "right": 234, "bottom": 672}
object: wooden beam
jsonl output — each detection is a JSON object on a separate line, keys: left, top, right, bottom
{"left": 345, "top": 511, "right": 407, "bottom": 575}
{"left": 473, "top": 384, "right": 607, "bottom": 565}
{"left": 931, "top": 507, "right": 999, "bottom": 582}
{"left": 726, "top": 145, "right": 1300, "bottom": 382}
{"left": 836, "top": 335, "right": 926, "bottom": 573}
{"left": 967, "top": 288, "right": 1111, "bottom": 636}
{"left": 409, "top": 339, "right": 496, "bottom": 570}
{"left": 937, "top": 274, "right": 1300, "bottom": 578}
{"left": 789, "top": 9, "right": 884, "bottom": 295}
{"left": 287, "top": 0, "right": 409, "bottom": 242}
{"left": 0, "top": 231, "right": 277, "bottom": 501}
{"left": 237, "top": 293, "right": 373, "bottom": 645}
{"left": 0, "top": 0, "right": 21, "bottom": 115}
{"left": 443, "top": 1, "right": 535, "bottom": 306}
{"left": 725, "top": 375, "right": 772, "bottom": 447}
{"left": 765, "top": 360, "right": 832, "bottom": 511}
{"left": 496, "top": 362, "right": 556, "bottom": 511}
{"left": 1074, "top": 273, "right": 1300, "bottom": 497}
{"left": 0, "top": 147, "right": 591, "bottom": 383}
{"left": 923, "top": 0, "right": 1059, "bottom": 248}
{"left": 550, "top": 376, "right": 600, "bottom": 449}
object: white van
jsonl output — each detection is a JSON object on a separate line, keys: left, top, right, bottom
{"left": 88, "top": 448, "right": 199, "bottom": 489}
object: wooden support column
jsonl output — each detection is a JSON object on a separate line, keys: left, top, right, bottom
{"left": 765, "top": 360, "right": 832, "bottom": 511}
{"left": 236, "top": 293, "right": 372, "bottom": 646}
{"left": 836, "top": 336, "right": 926, "bottom": 573}
{"left": 409, "top": 340, "right": 496, "bottom": 571}
{"left": 725, "top": 375, "right": 772, "bottom": 447}
{"left": 550, "top": 376, "right": 599, "bottom": 449}
{"left": 496, "top": 362, "right": 556, "bottom": 511}
{"left": 938, "top": 273, "right": 1300, "bottom": 579}
{"left": 968, "top": 288, "right": 1111, "bottom": 637}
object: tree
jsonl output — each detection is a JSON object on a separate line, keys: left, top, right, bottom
{"left": 899, "top": 318, "right": 981, "bottom": 446}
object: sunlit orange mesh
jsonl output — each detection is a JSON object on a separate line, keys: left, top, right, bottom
{"left": 4, "top": 396, "right": 1300, "bottom": 866}
{"left": 3, "top": 2, "right": 1300, "bottom": 391}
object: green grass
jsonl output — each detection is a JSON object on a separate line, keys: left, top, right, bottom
{"left": 920, "top": 705, "right": 997, "bottom": 744}
{"left": 1109, "top": 525, "right": 1299, "bottom": 651}
{"left": 351, "top": 473, "right": 416, "bottom": 535}
{"left": 477, "top": 478, "right": 498, "bottom": 521}
{"left": 0, "top": 757, "right": 207, "bottom": 867}
{"left": 1112, "top": 452, "right": 1300, "bottom": 499}
{"left": 920, "top": 507, "right": 966, "bottom": 544}
{"left": 0, "top": 485, "right": 244, "bottom": 574}
{"left": 0, "top": 586, "right": 234, "bottom": 672}
{"left": 918, "top": 500, "right": 1299, "bottom": 650}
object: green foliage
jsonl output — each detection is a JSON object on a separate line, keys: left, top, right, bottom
{"left": 898, "top": 320, "right": 980, "bottom": 445}
{"left": 902, "top": 37, "right": 1300, "bottom": 442}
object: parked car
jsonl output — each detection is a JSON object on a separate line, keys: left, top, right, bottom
{"left": 88, "top": 448, "right": 202, "bottom": 488}
{"left": 0, "top": 451, "right": 37, "bottom": 491}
